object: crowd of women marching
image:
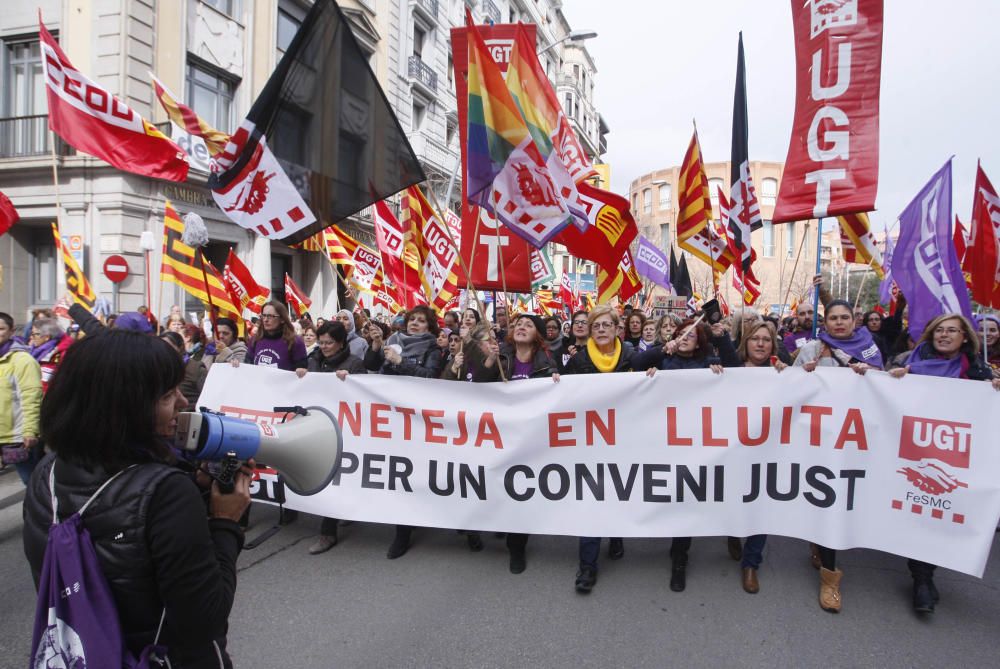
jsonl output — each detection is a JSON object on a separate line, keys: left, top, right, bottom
{"left": 5, "top": 279, "right": 1000, "bottom": 625}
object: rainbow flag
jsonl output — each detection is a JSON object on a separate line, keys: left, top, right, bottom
{"left": 465, "top": 16, "right": 572, "bottom": 248}
{"left": 506, "top": 26, "right": 588, "bottom": 230}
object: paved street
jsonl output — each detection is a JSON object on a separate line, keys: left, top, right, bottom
{"left": 2, "top": 467, "right": 999, "bottom": 668}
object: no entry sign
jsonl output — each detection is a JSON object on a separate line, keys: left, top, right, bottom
{"left": 103, "top": 254, "right": 129, "bottom": 283}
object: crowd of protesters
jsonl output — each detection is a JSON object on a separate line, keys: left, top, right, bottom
{"left": 4, "top": 274, "right": 1000, "bottom": 626}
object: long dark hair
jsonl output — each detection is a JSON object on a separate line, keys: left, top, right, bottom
{"left": 41, "top": 330, "right": 184, "bottom": 470}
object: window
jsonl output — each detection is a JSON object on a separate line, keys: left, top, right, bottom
{"left": 658, "top": 184, "right": 672, "bottom": 210}
{"left": 573, "top": 64, "right": 580, "bottom": 81}
{"left": 632, "top": 194, "right": 638, "bottom": 212}
{"left": 564, "top": 92, "right": 573, "bottom": 116}
{"left": 708, "top": 178, "right": 725, "bottom": 207}
{"left": 186, "top": 62, "right": 236, "bottom": 133}
{"left": 411, "top": 100, "right": 426, "bottom": 132}
{"left": 32, "top": 235, "right": 57, "bottom": 305}
{"left": 277, "top": 9, "right": 301, "bottom": 52}
{"left": 201, "top": 0, "right": 241, "bottom": 19}
{"left": 642, "top": 189, "right": 652, "bottom": 214}
{"left": 762, "top": 220, "right": 774, "bottom": 257}
{"left": 413, "top": 25, "right": 426, "bottom": 59}
{"left": 786, "top": 224, "right": 796, "bottom": 258}
{"left": 660, "top": 224, "right": 670, "bottom": 249}
{"left": 2, "top": 38, "right": 47, "bottom": 156}
{"left": 761, "top": 177, "right": 778, "bottom": 206}
{"left": 447, "top": 52, "right": 453, "bottom": 87}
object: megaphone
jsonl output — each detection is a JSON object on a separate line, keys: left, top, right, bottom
{"left": 174, "top": 406, "right": 342, "bottom": 496}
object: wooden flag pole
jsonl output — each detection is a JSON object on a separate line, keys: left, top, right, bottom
{"left": 781, "top": 221, "right": 810, "bottom": 315}
{"left": 853, "top": 269, "right": 869, "bottom": 312}
{"left": 197, "top": 248, "right": 219, "bottom": 340}
{"left": 48, "top": 130, "right": 73, "bottom": 309}
{"left": 811, "top": 219, "right": 825, "bottom": 337}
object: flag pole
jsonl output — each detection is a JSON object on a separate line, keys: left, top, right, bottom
{"left": 425, "top": 187, "right": 482, "bottom": 304}
{"left": 853, "top": 268, "right": 869, "bottom": 312}
{"left": 781, "top": 220, "right": 810, "bottom": 314}
{"left": 197, "top": 249, "right": 219, "bottom": 340}
{"left": 48, "top": 130, "right": 71, "bottom": 306}
{"left": 811, "top": 218, "right": 824, "bottom": 337}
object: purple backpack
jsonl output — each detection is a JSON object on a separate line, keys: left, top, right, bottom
{"left": 29, "top": 463, "right": 167, "bottom": 668}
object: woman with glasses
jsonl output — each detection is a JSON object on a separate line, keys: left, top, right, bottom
{"left": 974, "top": 314, "right": 1000, "bottom": 376}
{"left": 624, "top": 311, "right": 646, "bottom": 348}
{"left": 793, "top": 299, "right": 882, "bottom": 613}
{"left": 889, "top": 314, "right": 999, "bottom": 613}
{"left": 28, "top": 318, "right": 72, "bottom": 393}
{"left": 562, "top": 310, "right": 590, "bottom": 370}
{"left": 633, "top": 317, "right": 740, "bottom": 592}
{"left": 563, "top": 305, "right": 632, "bottom": 594}
{"left": 239, "top": 301, "right": 308, "bottom": 374}
{"left": 732, "top": 321, "right": 788, "bottom": 594}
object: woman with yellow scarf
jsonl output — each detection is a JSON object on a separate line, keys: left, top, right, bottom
{"left": 563, "top": 305, "right": 634, "bottom": 594}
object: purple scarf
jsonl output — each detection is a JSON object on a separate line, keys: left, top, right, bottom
{"left": 30, "top": 337, "right": 59, "bottom": 362}
{"left": 817, "top": 328, "right": 883, "bottom": 369}
{"left": 0, "top": 339, "right": 12, "bottom": 358}
{"left": 905, "top": 342, "right": 964, "bottom": 378}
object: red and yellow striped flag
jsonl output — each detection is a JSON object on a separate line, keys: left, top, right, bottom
{"left": 51, "top": 222, "right": 96, "bottom": 310}
{"left": 597, "top": 249, "right": 642, "bottom": 304}
{"left": 837, "top": 212, "right": 884, "bottom": 279}
{"left": 151, "top": 74, "right": 230, "bottom": 156}
{"left": 400, "top": 186, "right": 460, "bottom": 314}
{"left": 322, "top": 226, "right": 356, "bottom": 271}
{"left": 160, "top": 201, "right": 240, "bottom": 317}
{"left": 677, "top": 129, "right": 736, "bottom": 271}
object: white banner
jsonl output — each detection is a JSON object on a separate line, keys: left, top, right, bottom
{"left": 198, "top": 366, "right": 1000, "bottom": 577}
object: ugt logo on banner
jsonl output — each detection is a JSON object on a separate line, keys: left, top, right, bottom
{"left": 893, "top": 415, "right": 971, "bottom": 522}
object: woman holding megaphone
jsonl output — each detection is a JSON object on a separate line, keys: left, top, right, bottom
{"left": 23, "top": 329, "right": 252, "bottom": 668}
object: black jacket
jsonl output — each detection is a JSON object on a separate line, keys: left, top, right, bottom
{"left": 23, "top": 454, "right": 243, "bottom": 668}
{"left": 307, "top": 347, "right": 368, "bottom": 375}
{"left": 564, "top": 343, "right": 635, "bottom": 375}
{"left": 631, "top": 334, "right": 741, "bottom": 371}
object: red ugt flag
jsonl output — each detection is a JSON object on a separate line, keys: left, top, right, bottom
{"left": 39, "top": 18, "right": 188, "bottom": 182}
{"left": 284, "top": 273, "right": 312, "bottom": 318}
{"left": 224, "top": 249, "right": 270, "bottom": 315}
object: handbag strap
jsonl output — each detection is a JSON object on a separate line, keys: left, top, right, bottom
{"left": 49, "top": 461, "right": 136, "bottom": 525}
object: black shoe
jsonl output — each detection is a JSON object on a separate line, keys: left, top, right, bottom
{"left": 727, "top": 536, "right": 743, "bottom": 561}
{"left": 279, "top": 508, "right": 299, "bottom": 525}
{"left": 467, "top": 532, "right": 484, "bottom": 552}
{"left": 387, "top": 529, "right": 411, "bottom": 559}
{"left": 509, "top": 550, "right": 526, "bottom": 574}
{"left": 608, "top": 537, "right": 625, "bottom": 560}
{"left": 913, "top": 580, "right": 935, "bottom": 613}
{"left": 575, "top": 566, "right": 598, "bottom": 593}
{"left": 670, "top": 563, "right": 687, "bottom": 592}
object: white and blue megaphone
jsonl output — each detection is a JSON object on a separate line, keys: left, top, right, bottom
{"left": 174, "top": 406, "right": 342, "bottom": 496}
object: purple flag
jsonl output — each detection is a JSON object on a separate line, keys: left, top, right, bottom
{"left": 890, "top": 159, "right": 972, "bottom": 339}
{"left": 634, "top": 235, "right": 671, "bottom": 289}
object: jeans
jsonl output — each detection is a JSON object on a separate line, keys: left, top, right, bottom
{"left": 741, "top": 535, "right": 767, "bottom": 569}
{"left": 13, "top": 445, "right": 41, "bottom": 485}
{"left": 908, "top": 559, "right": 936, "bottom": 580}
{"left": 578, "top": 537, "right": 624, "bottom": 569}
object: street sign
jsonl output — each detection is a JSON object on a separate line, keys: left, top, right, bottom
{"left": 103, "top": 254, "right": 129, "bottom": 283}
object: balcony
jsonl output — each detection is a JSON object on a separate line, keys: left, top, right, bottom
{"left": 411, "top": 0, "right": 438, "bottom": 22}
{"left": 483, "top": 0, "right": 501, "bottom": 23}
{"left": 408, "top": 55, "right": 438, "bottom": 95}
{"left": 0, "top": 116, "right": 75, "bottom": 159}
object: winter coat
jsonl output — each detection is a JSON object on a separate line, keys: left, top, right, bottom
{"left": 472, "top": 344, "right": 556, "bottom": 382}
{"left": 23, "top": 454, "right": 243, "bottom": 668}
{"left": 564, "top": 343, "right": 635, "bottom": 375}
{"left": 307, "top": 346, "right": 368, "bottom": 375}
{"left": 365, "top": 332, "right": 443, "bottom": 378}
{"left": 631, "top": 334, "right": 741, "bottom": 371}
{"left": 0, "top": 341, "right": 42, "bottom": 443}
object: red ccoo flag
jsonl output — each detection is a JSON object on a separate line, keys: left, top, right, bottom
{"left": 0, "top": 190, "right": 19, "bottom": 236}
{"left": 283, "top": 273, "right": 312, "bottom": 318}
{"left": 39, "top": 18, "right": 188, "bottom": 182}
{"left": 965, "top": 163, "right": 1000, "bottom": 306}
{"left": 223, "top": 249, "right": 270, "bottom": 315}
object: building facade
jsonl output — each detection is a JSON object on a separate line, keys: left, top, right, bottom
{"left": 0, "top": 0, "right": 605, "bottom": 324}
{"left": 628, "top": 161, "right": 821, "bottom": 313}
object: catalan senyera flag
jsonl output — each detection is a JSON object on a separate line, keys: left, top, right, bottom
{"left": 223, "top": 249, "right": 269, "bottom": 315}
{"left": 150, "top": 73, "right": 230, "bottom": 156}
{"left": 836, "top": 212, "right": 884, "bottom": 279}
{"left": 597, "top": 250, "right": 642, "bottom": 305}
{"left": 284, "top": 273, "right": 312, "bottom": 318}
{"left": 51, "top": 223, "right": 96, "bottom": 310}
{"left": 676, "top": 128, "right": 736, "bottom": 271}
{"left": 322, "top": 227, "right": 356, "bottom": 272}
{"left": 400, "top": 186, "right": 461, "bottom": 314}
{"left": 289, "top": 230, "right": 326, "bottom": 253}
{"left": 160, "top": 201, "right": 240, "bottom": 317}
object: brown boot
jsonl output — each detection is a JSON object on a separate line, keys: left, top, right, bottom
{"left": 819, "top": 567, "right": 842, "bottom": 613}
{"left": 809, "top": 543, "right": 821, "bottom": 570}
{"left": 741, "top": 567, "right": 759, "bottom": 594}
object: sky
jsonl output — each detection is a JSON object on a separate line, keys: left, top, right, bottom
{"left": 559, "top": 0, "right": 1000, "bottom": 233}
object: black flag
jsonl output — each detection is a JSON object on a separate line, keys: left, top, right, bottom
{"left": 210, "top": 0, "right": 425, "bottom": 244}
{"left": 673, "top": 253, "right": 692, "bottom": 298}
{"left": 728, "top": 31, "right": 762, "bottom": 278}
{"left": 669, "top": 245, "right": 679, "bottom": 294}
